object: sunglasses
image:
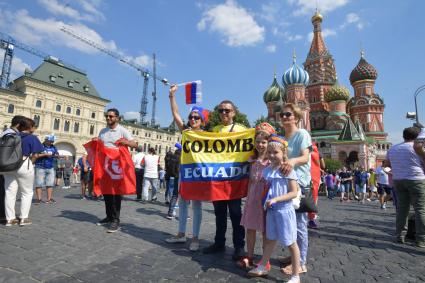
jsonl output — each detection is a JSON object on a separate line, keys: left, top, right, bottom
{"left": 279, "top": 112, "right": 293, "bottom": 118}
{"left": 188, "top": 115, "right": 201, "bottom": 120}
{"left": 105, "top": 115, "right": 117, "bottom": 118}
{"left": 218, "top": 109, "right": 232, "bottom": 114}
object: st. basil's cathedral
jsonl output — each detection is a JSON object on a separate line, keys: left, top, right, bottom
{"left": 263, "top": 11, "right": 391, "bottom": 169}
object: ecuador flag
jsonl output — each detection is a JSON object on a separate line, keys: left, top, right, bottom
{"left": 179, "top": 129, "right": 255, "bottom": 201}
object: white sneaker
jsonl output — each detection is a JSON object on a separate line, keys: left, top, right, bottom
{"left": 247, "top": 264, "right": 268, "bottom": 277}
{"left": 287, "top": 275, "right": 300, "bottom": 283}
{"left": 189, "top": 240, "right": 199, "bottom": 251}
{"left": 165, "top": 236, "right": 187, "bottom": 243}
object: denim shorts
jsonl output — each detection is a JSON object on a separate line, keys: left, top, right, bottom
{"left": 35, "top": 168, "right": 55, "bottom": 187}
{"left": 356, "top": 184, "right": 366, "bottom": 194}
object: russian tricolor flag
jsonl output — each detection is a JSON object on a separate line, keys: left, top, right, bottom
{"left": 185, "top": 80, "right": 202, "bottom": 104}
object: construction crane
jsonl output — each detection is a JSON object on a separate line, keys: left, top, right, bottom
{"left": 0, "top": 31, "right": 49, "bottom": 88}
{"left": 151, "top": 53, "right": 157, "bottom": 127}
{"left": 60, "top": 26, "right": 168, "bottom": 126}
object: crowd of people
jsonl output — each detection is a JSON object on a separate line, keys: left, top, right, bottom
{"left": 322, "top": 163, "right": 395, "bottom": 209}
{"left": 1, "top": 85, "right": 424, "bottom": 282}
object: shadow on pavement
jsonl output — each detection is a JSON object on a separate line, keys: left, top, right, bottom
{"left": 56, "top": 210, "right": 99, "bottom": 224}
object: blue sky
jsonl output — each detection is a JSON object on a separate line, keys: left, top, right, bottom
{"left": 1, "top": 0, "right": 424, "bottom": 143}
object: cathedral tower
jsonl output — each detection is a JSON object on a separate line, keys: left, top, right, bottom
{"left": 304, "top": 10, "right": 337, "bottom": 130}
{"left": 348, "top": 51, "right": 386, "bottom": 141}
{"left": 283, "top": 53, "right": 311, "bottom": 131}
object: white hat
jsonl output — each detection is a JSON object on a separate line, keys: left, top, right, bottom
{"left": 418, "top": 129, "right": 425, "bottom": 140}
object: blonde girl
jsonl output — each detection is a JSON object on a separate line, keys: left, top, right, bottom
{"left": 248, "top": 135, "right": 301, "bottom": 283}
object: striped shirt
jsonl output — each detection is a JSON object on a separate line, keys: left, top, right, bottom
{"left": 386, "top": 142, "right": 425, "bottom": 181}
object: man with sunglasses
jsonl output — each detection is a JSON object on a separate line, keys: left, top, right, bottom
{"left": 203, "top": 100, "right": 246, "bottom": 260}
{"left": 97, "top": 108, "right": 138, "bottom": 233}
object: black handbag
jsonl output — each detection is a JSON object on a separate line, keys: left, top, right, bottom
{"left": 295, "top": 188, "right": 318, "bottom": 213}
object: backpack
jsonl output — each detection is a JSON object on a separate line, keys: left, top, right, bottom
{"left": 0, "top": 131, "right": 24, "bottom": 172}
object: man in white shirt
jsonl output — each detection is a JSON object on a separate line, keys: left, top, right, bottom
{"left": 375, "top": 161, "right": 390, "bottom": 209}
{"left": 132, "top": 147, "right": 145, "bottom": 201}
{"left": 97, "top": 108, "right": 138, "bottom": 233}
{"left": 142, "top": 147, "right": 160, "bottom": 202}
{"left": 387, "top": 127, "right": 425, "bottom": 247}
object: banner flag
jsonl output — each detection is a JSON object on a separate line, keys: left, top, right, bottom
{"left": 179, "top": 128, "right": 255, "bottom": 201}
{"left": 185, "top": 80, "right": 202, "bottom": 104}
{"left": 84, "top": 140, "right": 136, "bottom": 196}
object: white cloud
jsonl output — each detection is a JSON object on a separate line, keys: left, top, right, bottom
{"left": 37, "top": 0, "right": 104, "bottom": 22}
{"left": 197, "top": 0, "right": 265, "bottom": 47}
{"left": 340, "top": 13, "right": 366, "bottom": 30}
{"left": 308, "top": 28, "right": 337, "bottom": 41}
{"left": 134, "top": 55, "right": 151, "bottom": 67}
{"left": 288, "top": 0, "right": 349, "bottom": 16}
{"left": 283, "top": 31, "right": 303, "bottom": 42}
{"left": 0, "top": 9, "right": 150, "bottom": 68}
{"left": 260, "top": 2, "right": 280, "bottom": 23}
{"left": 123, "top": 111, "right": 140, "bottom": 121}
{"left": 266, "top": 44, "right": 277, "bottom": 53}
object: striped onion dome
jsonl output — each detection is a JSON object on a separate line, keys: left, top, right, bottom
{"left": 349, "top": 51, "right": 378, "bottom": 84}
{"left": 263, "top": 74, "right": 284, "bottom": 103}
{"left": 282, "top": 52, "right": 309, "bottom": 87}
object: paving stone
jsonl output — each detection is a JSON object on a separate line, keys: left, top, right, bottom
{"left": 1, "top": 187, "right": 425, "bottom": 282}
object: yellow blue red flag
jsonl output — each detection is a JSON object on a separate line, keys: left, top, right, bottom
{"left": 179, "top": 129, "right": 255, "bottom": 201}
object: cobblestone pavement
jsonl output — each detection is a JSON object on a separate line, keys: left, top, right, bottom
{"left": 1, "top": 185, "right": 424, "bottom": 283}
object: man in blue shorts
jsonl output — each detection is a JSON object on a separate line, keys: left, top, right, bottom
{"left": 34, "top": 135, "right": 59, "bottom": 204}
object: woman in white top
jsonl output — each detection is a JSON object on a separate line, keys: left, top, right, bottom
{"left": 165, "top": 84, "right": 209, "bottom": 252}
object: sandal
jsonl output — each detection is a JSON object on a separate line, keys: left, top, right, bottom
{"left": 281, "top": 264, "right": 307, "bottom": 275}
{"left": 236, "top": 257, "right": 254, "bottom": 269}
{"left": 247, "top": 264, "right": 268, "bottom": 277}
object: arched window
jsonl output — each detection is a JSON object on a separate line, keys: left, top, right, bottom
{"left": 7, "top": 104, "right": 14, "bottom": 113}
{"left": 66, "top": 106, "right": 72, "bottom": 114}
{"left": 54, "top": 118, "right": 60, "bottom": 130}
{"left": 56, "top": 105, "right": 61, "bottom": 112}
{"left": 33, "top": 115, "right": 40, "bottom": 127}
{"left": 76, "top": 109, "right": 81, "bottom": 116}
{"left": 159, "top": 145, "right": 162, "bottom": 154}
{"left": 89, "top": 125, "right": 95, "bottom": 135}
{"left": 64, "top": 121, "right": 70, "bottom": 132}
{"left": 74, "top": 122, "right": 79, "bottom": 133}
{"left": 35, "top": 100, "right": 42, "bottom": 108}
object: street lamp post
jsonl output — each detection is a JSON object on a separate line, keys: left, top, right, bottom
{"left": 414, "top": 84, "right": 425, "bottom": 126}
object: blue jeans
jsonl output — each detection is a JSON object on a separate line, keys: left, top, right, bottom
{"left": 178, "top": 197, "right": 202, "bottom": 238}
{"left": 168, "top": 177, "right": 179, "bottom": 216}
{"left": 297, "top": 186, "right": 309, "bottom": 266}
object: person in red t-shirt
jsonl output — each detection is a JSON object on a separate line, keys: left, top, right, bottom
{"left": 308, "top": 143, "right": 325, "bottom": 229}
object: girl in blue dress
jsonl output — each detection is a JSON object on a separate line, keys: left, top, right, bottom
{"left": 248, "top": 135, "right": 301, "bottom": 283}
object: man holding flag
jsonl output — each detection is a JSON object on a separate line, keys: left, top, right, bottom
{"left": 86, "top": 108, "right": 138, "bottom": 233}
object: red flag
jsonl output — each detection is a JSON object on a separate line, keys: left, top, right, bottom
{"left": 84, "top": 139, "right": 136, "bottom": 195}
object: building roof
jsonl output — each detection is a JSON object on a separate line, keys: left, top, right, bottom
{"left": 338, "top": 117, "right": 363, "bottom": 141}
{"left": 349, "top": 51, "right": 378, "bottom": 84}
{"left": 282, "top": 53, "right": 309, "bottom": 87}
{"left": 264, "top": 75, "right": 284, "bottom": 103}
{"left": 27, "top": 57, "right": 101, "bottom": 98}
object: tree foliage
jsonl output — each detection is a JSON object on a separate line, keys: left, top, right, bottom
{"left": 324, "top": 158, "right": 343, "bottom": 172}
{"left": 205, "top": 104, "right": 251, "bottom": 131}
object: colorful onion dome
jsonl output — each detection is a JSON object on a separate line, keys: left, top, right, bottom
{"left": 325, "top": 84, "right": 350, "bottom": 102}
{"left": 282, "top": 52, "right": 309, "bottom": 87}
{"left": 263, "top": 74, "right": 284, "bottom": 103}
{"left": 349, "top": 51, "right": 378, "bottom": 84}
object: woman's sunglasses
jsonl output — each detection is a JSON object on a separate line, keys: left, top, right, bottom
{"left": 188, "top": 115, "right": 201, "bottom": 120}
{"left": 279, "top": 112, "right": 293, "bottom": 118}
